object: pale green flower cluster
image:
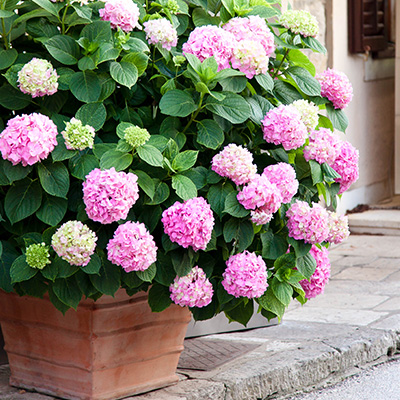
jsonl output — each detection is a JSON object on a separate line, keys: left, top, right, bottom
{"left": 279, "top": 10, "right": 319, "bottom": 38}
{"left": 62, "top": 118, "right": 95, "bottom": 151}
{"left": 291, "top": 100, "right": 319, "bottom": 132}
{"left": 167, "top": 0, "right": 180, "bottom": 14}
{"left": 124, "top": 126, "right": 150, "bottom": 148}
{"left": 25, "top": 243, "right": 51, "bottom": 270}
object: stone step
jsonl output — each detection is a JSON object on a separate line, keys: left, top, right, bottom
{"left": 347, "top": 209, "right": 400, "bottom": 236}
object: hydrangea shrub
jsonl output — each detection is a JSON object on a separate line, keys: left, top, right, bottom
{"left": 0, "top": 0, "right": 357, "bottom": 324}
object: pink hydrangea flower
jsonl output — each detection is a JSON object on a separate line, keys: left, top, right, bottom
{"left": 222, "top": 251, "right": 268, "bottom": 299}
{"left": 230, "top": 39, "right": 269, "bottom": 79}
{"left": 162, "top": 197, "right": 214, "bottom": 251}
{"left": 286, "top": 200, "right": 330, "bottom": 244}
{"left": 316, "top": 68, "right": 353, "bottom": 109}
{"left": 237, "top": 174, "right": 282, "bottom": 213}
{"left": 0, "top": 113, "right": 58, "bottom": 167}
{"left": 327, "top": 211, "right": 350, "bottom": 244}
{"left": 223, "top": 15, "right": 275, "bottom": 56}
{"left": 107, "top": 221, "right": 157, "bottom": 272}
{"left": 170, "top": 266, "right": 213, "bottom": 308}
{"left": 18, "top": 58, "right": 58, "bottom": 98}
{"left": 250, "top": 208, "right": 273, "bottom": 225}
{"left": 99, "top": 0, "right": 141, "bottom": 32}
{"left": 263, "top": 162, "right": 298, "bottom": 203}
{"left": 329, "top": 140, "right": 359, "bottom": 194}
{"left": 182, "top": 25, "right": 236, "bottom": 71}
{"left": 143, "top": 18, "right": 178, "bottom": 50}
{"left": 300, "top": 245, "right": 331, "bottom": 299}
{"left": 303, "top": 128, "right": 341, "bottom": 165}
{"left": 211, "top": 143, "right": 257, "bottom": 186}
{"left": 51, "top": 221, "right": 97, "bottom": 267}
{"left": 262, "top": 105, "right": 308, "bottom": 150}
{"left": 83, "top": 168, "right": 139, "bottom": 224}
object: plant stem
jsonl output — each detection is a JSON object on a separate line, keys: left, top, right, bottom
{"left": 1, "top": 17, "right": 9, "bottom": 49}
{"left": 182, "top": 93, "right": 205, "bottom": 134}
{"left": 272, "top": 48, "right": 289, "bottom": 79}
{"left": 61, "top": 4, "right": 70, "bottom": 35}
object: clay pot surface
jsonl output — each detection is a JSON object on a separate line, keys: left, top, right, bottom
{"left": 0, "top": 289, "right": 191, "bottom": 400}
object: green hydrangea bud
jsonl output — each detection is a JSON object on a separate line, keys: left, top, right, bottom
{"left": 173, "top": 55, "right": 186, "bottom": 67}
{"left": 124, "top": 126, "right": 150, "bottom": 148}
{"left": 167, "top": 0, "right": 180, "bottom": 14}
{"left": 62, "top": 118, "right": 95, "bottom": 151}
{"left": 25, "top": 243, "right": 51, "bottom": 270}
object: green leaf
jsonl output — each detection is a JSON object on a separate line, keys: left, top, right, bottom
{"left": 75, "top": 102, "right": 106, "bottom": 131}
{"left": 326, "top": 104, "right": 349, "bottom": 133}
{"left": 100, "top": 150, "right": 132, "bottom": 171}
{"left": 160, "top": 89, "right": 197, "bottom": 117}
{"left": 246, "top": 5, "right": 279, "bottom": 18}
{"left": 225, "top": 300, "right": 254, "bottom": 326}
{"left": 205, "top": 93, "right": 250, "bottom": 124}
{"left": 255, "top": 73, "right": 274, "bottom": 92}
{"left": 287, "top": 237, "right": 312, "bottom": 258}
{"left": 90, "top": 259, "right": 121, "bottom": 296}
{"left": 10, "top": 255, "right": 38, "bottom": 283}
{"left": 309, "top": 159, "right": 323, "bottom": 185}
{"left": 146, "top": 180, "right": 170, "bottom": 205}
{"left": 122, "top": 271, "right": 143, "bottom": 289}
{"left": 78, "top": 56, "right": 96, "bottom": 71}
{"left": 286, "top": 67, "right": 321, "bottom": 96}
{"left": 192, "top": 7, "right": 219, "bottom": 26}
{"left": 219, "top": 76, "right": 247, "bottom": 93}
{"left": 121, "top": 52, "right": 148, "bottom": 76}
{"left": 52, "top": 134, "right": 78, "bottom": 162}
{"left": 98, "top": 72, "right": 116, "bottom": 101}
{"left": 171, "top": 249, "right": 195, "bottom": 277}
{"left": 0, "top": 242, "right": 18, "bottom": 292}
{"left": 48, "top": 285, "right": 70, "bottom": 314}
{"left": 246, "top": 95, "right": 273, "bottom": 124}
{"left": 92, "top": 143, "right": 116, "bottom": 159}
{"left": 317, "top": 114, "right": 334, "bottom": 131}
{"left": 81, "top": 253, "right": 101, "bottom": 275}
{"left": 196, "top": 119, "right": 225, "bottom": 150}
{"left": 258, "top": 290, "right": 285, "bottom": 321}
{"left": 287, "top": 49, "right": 316, "bottom": 76}
{"left": 171, "top": 174, "right": 197, "bottom": 201}
{"left": 110, "top": 61, "right": 138, "bottom": 89}
{"left": 296, "top": 252, "right": 317, "bottom": 280}
{"left": 80, "top": 20, "right": 113, "bottom": 44}
{"left": 32, "top": 0, "right": 60, "bottom": 16}
{"left": 302, "top": 36, "right": 327, "bottom": 54}
{"left": 261, "top": 231, "right": 288, "bottom": 259}
{"left": 0, "top": 85, "right": 31, "bottom": 110}
{"left": 54, "top": 256, "right": 79, "bottom": 278}
{"left": 40, "top": 261, "right": 59, "bottom": 282}
{"left": 223, "top": 218, "right": 254, "bottom": 252}
{"left": 53, "top": 277, "right": 82, "bottom": 310}
{"left": 69, "top": 154, "right": 99, "bottom": 180}
{"left": 223, "top": 192, "right": 250, "bottom": 218}
{"left": 271, "top": 278, "right": 293, "bottom": 307}
{"left": 136, "top": 263, "right": 157, "bottom": 282}
{"left": 44, "top": 35, "right": 80, "bottom": 65}
{"left": 37, "top": 161, "right": 69, "bottom": 198}
{"left": 133, "top": 170, "right": 155, "bottom": 199}
{"left": 69, "top": 71, "right": 101, "bottom": 103}
{"left": 137, "top": 144, "right": 164, "bottom": 167}
{"left": 5, "top": 179, "right": 42, "bottom": 224}
{"left": 207, "top": 183, "right": 234, "bottom": 216}
{"left": 0, "top": 49, "right": 18, "bottom": 70}
{"left": 98, "top": 43, "right": 120, "bottom": 63}
{"left": 0, "top": 10, "right": 14, "bottom": 18}
{"left": 148, "top": 283, "right": 172, "bottom": 312}
{"left": 172, "top": 150, "right": 198, "bottom": 172}
{"left": 2, "top": 161, "right": 32, "bottom": 183}
{"left": 36, "top": 194, "right": 67, "bottom": 226}
{"left": 273, "top": 80, "right": 303, "bottom": 104}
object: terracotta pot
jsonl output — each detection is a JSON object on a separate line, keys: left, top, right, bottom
{"left": 0, "top": 289, "right": 191, "bottom": 400}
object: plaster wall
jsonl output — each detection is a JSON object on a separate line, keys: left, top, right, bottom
{"left": 292, "top": 0, "right": 395, "bottom": 212}
{"left": 395, "top": 1, "right": 400, "bottom": 193}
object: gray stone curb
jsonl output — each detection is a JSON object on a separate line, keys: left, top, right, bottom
{"left": 0, "top": 321, "right": 399, "bottom": 400}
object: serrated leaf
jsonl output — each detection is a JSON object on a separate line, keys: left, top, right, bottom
{"left": 261, "top": 231, "right": 288, "bottom": 259}
{"left": 100, "top": 150, "right": 133, "bottom": 171}
{"left": 137, "top": 144, "right": 164, "bottom": 167}
{"left": 171, "top": 174, "right": 197, "bottom": 200}
{"left": 10, "top": 255, "right": 38, "bottom": 283}
{"left": 37, "top": 162, "right": 69, "bottom": 198}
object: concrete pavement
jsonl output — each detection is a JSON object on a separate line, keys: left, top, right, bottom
{"left": 1, "top": 233, "right": 400, "bottom": 400}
